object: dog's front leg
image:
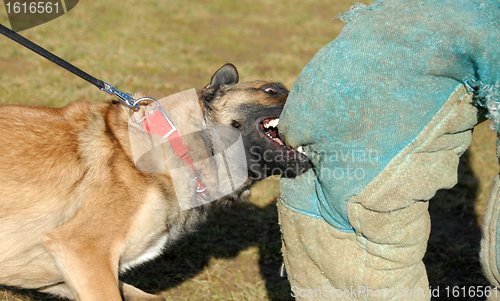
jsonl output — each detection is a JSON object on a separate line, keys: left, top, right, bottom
{"left": 43, "top": 215, "right": 124, "bottom": 300}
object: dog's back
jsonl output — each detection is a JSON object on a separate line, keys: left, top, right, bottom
{"left": 0, "top": 101, "right": 199, "bottom": 298}
{"left": 0, "top": 102, "right": 94, "bottom": 287}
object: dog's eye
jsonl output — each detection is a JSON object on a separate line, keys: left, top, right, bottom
{"left": 264, "top": 87, "right": 276, "bottom": 95}
{"left": 231, "top": 120, "right": 241, "bottom": 129}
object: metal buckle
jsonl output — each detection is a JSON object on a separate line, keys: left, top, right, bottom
{"left": 194, "top": 176, "right": 207, "bottom": 193}
{"left": 130, "top": 97, "right": 177, "bottom": 139}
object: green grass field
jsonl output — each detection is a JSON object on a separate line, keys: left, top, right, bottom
{"left": 0, "top": 0, "right": 498, "bottom": 300}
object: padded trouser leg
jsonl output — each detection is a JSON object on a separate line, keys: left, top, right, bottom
{"left": 279, "top": 85, "right": 478, "bottom": 300}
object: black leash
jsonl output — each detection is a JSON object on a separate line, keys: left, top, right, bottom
{"left": 0, "top": 23, "right": 214, "bottom": 200}
{"left": 0, "top": 23, "right": 139, "bottom": 109}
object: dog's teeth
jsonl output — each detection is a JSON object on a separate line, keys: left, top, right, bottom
{"left": 297, "top": 146, "right": 306, "bottom": 155}
{"left": 273, "top": 137, "right": 284, "bottom": 145}
{"left": 263, "top": 118, "right": 279, "bottom": 129}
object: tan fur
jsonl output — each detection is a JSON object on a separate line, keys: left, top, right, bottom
{"left": 207, "top": 81, "right": 288, "bottom": 126}
{"left": 0, "top": 64, "right": 304, "bottom": 301}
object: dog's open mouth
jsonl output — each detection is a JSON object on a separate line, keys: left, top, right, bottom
{"left": 258, "top": 117, "right": 308, "bottom": 158}
{"left": 261, "top": 118, "right": 283, "bottom": 145}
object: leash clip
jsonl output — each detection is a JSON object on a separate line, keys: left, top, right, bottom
{"left": 101, "top": 82, "right": 140, "bottom": 109}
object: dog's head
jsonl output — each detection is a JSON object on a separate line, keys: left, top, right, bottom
{"left": 200, "top": 64, "right": 311, "bottom": 180}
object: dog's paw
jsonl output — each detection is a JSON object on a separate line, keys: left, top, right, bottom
{"left": 120, "top": 282, "right": 166, "bottom": 301}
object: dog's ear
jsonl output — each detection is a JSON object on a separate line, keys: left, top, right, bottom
{"left": 209, "top": 63, "right": 239, "bottom": 88}
{"left": 202, "top": 64, "right": 239, "bottom": 104}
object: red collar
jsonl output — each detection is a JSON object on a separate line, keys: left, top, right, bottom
{"left": 136, "top": 102, "right": 209, "bottom": 200}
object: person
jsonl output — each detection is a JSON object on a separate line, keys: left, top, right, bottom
{"left": 277, "top": 0, "right": 500, "bottom": 300}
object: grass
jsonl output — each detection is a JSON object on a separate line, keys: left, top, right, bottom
{"left": 0, "top": 0, "right": 498, "bottom": 300}
{"left": 0, "top": 0, "right": 351, "bottom": 105}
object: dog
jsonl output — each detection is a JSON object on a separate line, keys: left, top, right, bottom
{"left": 0, "top": 63, "right": 311, "bottom": 301}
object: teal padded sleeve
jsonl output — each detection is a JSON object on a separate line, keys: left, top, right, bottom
{"left": 279, "top": 0, "right": 500, "bottom": 232}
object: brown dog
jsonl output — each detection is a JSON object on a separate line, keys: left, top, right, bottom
{"left": 0, "top": 64, "right": 310, "bottom": 300}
